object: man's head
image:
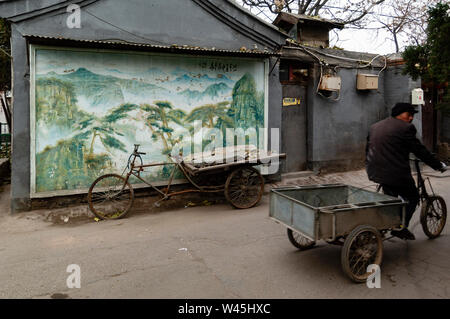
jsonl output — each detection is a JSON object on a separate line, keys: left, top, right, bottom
{"left": 391, "top": 103, "right": 418, "bottom": 123}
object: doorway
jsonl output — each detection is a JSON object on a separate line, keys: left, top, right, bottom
{"left": 280, "top": 60, "right": 309, "bottom": 173}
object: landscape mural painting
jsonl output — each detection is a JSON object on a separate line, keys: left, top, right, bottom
{"left": 32, "top": 47, "right": 267, "bottom": 194}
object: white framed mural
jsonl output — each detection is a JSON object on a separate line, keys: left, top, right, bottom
{"left": 30, "top": 45, "right": 268, "bottom": 196}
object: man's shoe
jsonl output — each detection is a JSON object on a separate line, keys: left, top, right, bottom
{"left": 402, "top": 229, "right": 416, "bottom": 240}
{"left": 391, "top": 228, "right": 416, "bottom": 240}
{"left": 390, "top": 230, "right": 404, "bottom": 239}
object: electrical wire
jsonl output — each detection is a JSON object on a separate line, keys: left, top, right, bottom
{"left": 288, "top": 44, "right": 341, "bottom": 102}
{"left": 285, "top": 42, "right": 388, "bottom": 70}
{"left": 288, "top": 45, "right": 325, "bottom": 94}
{"left": 378, "top": 55, "right": 387, "bottom": 76}
{"left": 303, "top": 45, "right": 386, "bottom": 65}
{"left": 286, "top": 43, "right": 389, "bottom": 102}
{"left": 253, "top": 5, "right": 274, "bottom": 21}
{"left": 83, "top": 10, "right": 169, "bottom": 46}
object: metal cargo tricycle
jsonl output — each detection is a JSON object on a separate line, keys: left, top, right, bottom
{"left": 88, "top": 144, "right": 285, "bottom": 220}
{"left": 269, "top": 183, "right": 431, "bottom": 283}
{"left": 270, "top": 159, "right": 448, "bottom": 283}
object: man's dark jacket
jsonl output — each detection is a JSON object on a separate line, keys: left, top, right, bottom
{"left": 366, "top": 117, "right": 442, "bottom": 186}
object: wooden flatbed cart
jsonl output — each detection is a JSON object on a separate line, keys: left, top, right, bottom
{"left": 88, "top": 144, "right": 285, "bottom": 220}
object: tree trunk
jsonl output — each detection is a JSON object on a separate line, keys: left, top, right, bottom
{"left": 89, "top": 132, "right": 98, "bottom": 156}
{"left": 160, "top": 110, "right": 174, "bottom": 141}
{"left": 393, "top": 32, "right": 399, "bottom": 53}
{"left": 147, "top": 120, "right": 170, "bottom": 151}
{"left": 160, "top": 132, "right": 170, "bottom": 151}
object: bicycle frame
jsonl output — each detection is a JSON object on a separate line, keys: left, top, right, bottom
{"left": 119, "top": 145, "right": 226, "bottom": 206}
{"left": 413, "top": 158, "right": 431, "bottom": 203}
{"left": 414, "top": 159, "right": 428, "bottom": 201}
{"left": 126, "top": 152, "right": 179, "bottom": 198}
{"left": 375, "top": 158, "right": 433, "bottom": 203}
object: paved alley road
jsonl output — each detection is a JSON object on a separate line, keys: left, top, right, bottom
{"left": 0, "top": 169, "right": 449, "bottom": 298}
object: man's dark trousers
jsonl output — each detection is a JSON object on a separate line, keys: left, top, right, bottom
{"left": 382, "top": 181, "right": 420, "bottom": 228}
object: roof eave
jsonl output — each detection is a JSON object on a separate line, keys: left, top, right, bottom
{"left": 24, "top": 35, "right": 281, "bottom": 57}
{"left": 273, "top": 12, "right": 344, "bottom": 31}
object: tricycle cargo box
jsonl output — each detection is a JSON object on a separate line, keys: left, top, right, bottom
{"left": 270, "top": 184, "right": 405, "bottom": 241}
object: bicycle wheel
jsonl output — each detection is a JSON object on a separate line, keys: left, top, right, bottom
{"left": 420, "top": 196, "right": 447, "bottom": 239}
{"left": 224, "top": 166, "right": 264, "bottom": 209}
{"left": 88, "top": 174, "right": 134, "bottom": 220}
{"left": 341, "top": 225, "right": 383, "bottom": 283}
{"left": 287, "top": 229, "right": 315, "bottom": 250}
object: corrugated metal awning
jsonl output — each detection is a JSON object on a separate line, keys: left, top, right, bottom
{"left": 24, "top": 35, "right": 280, "bottom": 58}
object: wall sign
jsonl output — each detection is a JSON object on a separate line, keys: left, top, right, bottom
{"left": 283, "top": 98, "right": 301, "bottom": 106}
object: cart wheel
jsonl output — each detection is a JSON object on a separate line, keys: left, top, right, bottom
{"left": 225, "top": 166, "right": 264, "bottom": 209}
{"left": 88, "top": 174, "right": 134, "bottom": 220}
{"left": 287, "top": 229, "right": 315, "bottom": 250}
{"left": 420, "top": 196, "right": 447, "bottom": 239}
{"left": 341, "top": 225, "right": 383, "bottom": 283}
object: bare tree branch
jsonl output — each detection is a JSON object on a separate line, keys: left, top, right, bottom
{"left": 343, "top": 0, "right": 385, "bottom": 25}
{"left": 301, "top": 0, "right": 311, "bottom": 13}
{"left": 239, "top": 0, "right": 387, "bottom": 24}
{"left": 0, "top": 47, "right": 11, "bottom": 59}
{"left": 237, "top": 0, "right": 439, "bottom": 52}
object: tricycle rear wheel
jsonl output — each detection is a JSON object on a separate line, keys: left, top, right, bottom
{"left": 225, "top": 166, "right": 264, "bottom": 209}
{"left": 287, "top": 229, "right": 315, "bottom": 250}
{"left": 341, "top": 225, "right": 383, "bottom": 283}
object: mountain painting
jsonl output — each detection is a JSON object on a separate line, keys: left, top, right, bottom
{"left": 32, "top": 47, "right": 267, "bottom": 194}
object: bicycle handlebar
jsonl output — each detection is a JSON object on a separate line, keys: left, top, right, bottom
{"left": 133, "top": 144, "right": 146, "bottom": 155}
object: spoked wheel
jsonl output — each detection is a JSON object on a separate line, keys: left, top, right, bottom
{"left": 287, "top": 229, "right": 315, "bottom": 250}
{"left": 341, "top": 225, "right": 383, "bottom": 283}
{"left": 225, "top": 166, "right": 264, "bottom": 209}
{"left": 88, "top": 174, "right": 134, "bottom": 220}
{"left": 420, "top": 196, "right": 447, "bottom": 239}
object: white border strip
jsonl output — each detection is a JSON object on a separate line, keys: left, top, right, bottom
{"left": 30, "top": 45, "right": 36, "bottom": 195}
{"left": 264, "top": 58, "right": 269, "bottom": 152}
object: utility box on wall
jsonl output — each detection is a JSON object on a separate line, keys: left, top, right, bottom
{"left": 357, "top": 74, "right": 378, "bottom": 90}
{"left": 412, "top": 88, "right": 424, "bottom": 105}
{"left": 319, "top": 75, "right": 341, "bottom": 91}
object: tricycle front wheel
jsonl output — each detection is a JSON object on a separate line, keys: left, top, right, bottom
{"left": 225, "top": 166, "right": 264, "bottom": 209}
{"left": 341, "top": 225, "right": 383, "bottom": 283}
{"left": 420, "top": 196, "right": 447, "bottom": 239}
{"left": 88, "top": 174, "right": 134, "bottom": 220}
{"left": 287, "top": 229, "right": 315, "bottom": 250}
